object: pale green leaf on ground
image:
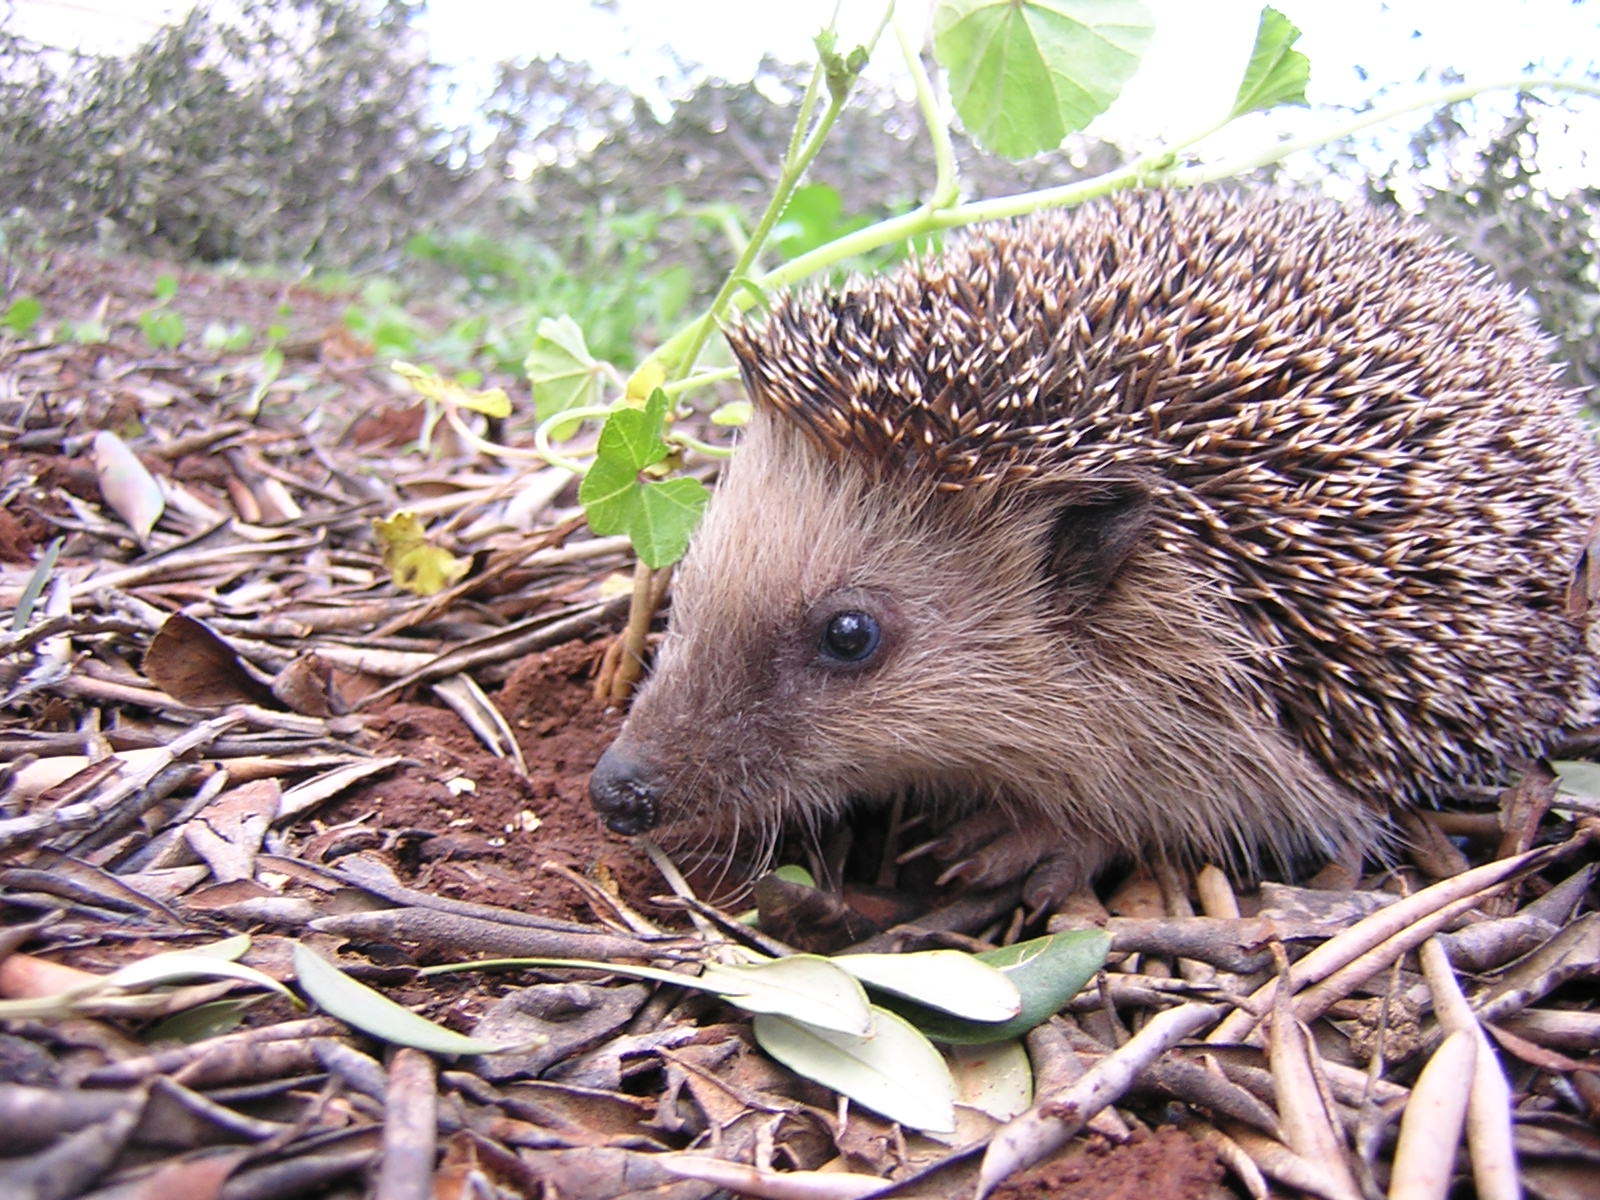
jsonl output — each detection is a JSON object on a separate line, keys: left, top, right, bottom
{"left": 293, "top": 943, "right": 525, "bottom": 1055}
{"left": 93, "top": 430, "right": 164, "bottom": 540}
{"left": 58, "top": 317, "right": 109, "bottom": 344}
{"left": 12, "top": 536, "right": 61, "bottom": 630}
{"left": 834, "top": 950, "right": 1021, "bottom": 1022}
{"left": 949, "top": 1039, "right": 1034, "bottom": 1120}
{"left": 526, "top": 314, "right": 606, "bottom": 428}
{"left": 0, "top": 936, "right": 289, "bottom": 1020}
{"left": 139, "top": 307, "right": 186, "bottom": 349}
{"left": 933, "top": 0, "right": 1153, "bottom": 158}
{"left": 753, "top": 1006, "right": 957, "bottom": 1133}
{"left": 1552, "top": 759, "right": 1600, "bottom": 800}
{"left": 892, "top": 929, "right": 1110, "bottom": 1044}
{"left": 702, "top": 955, "right": 874, "bottom": 1036}
{"left": 424, "top": 953, "right": 871, "bottom": 1034}
{"left": 1230, "top": 6, "right": 1310, "bottom": 118}
{"left": 105, "top": 939, "right": 295, "bottom": 1003}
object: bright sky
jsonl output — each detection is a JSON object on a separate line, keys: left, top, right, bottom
{"left": 11, "top": 0, "right": 1599, "bottom": 187}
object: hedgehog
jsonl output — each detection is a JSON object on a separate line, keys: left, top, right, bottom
{"left": 588, "top": 187, "right": 1600, "bottom": 905}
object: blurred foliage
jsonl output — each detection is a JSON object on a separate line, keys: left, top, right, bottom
{"left": 0, "top": 0, "right": 470, "bottom": 266}
{"left": 1362, "top": 100, "right": 1599, "bottom": 404}
{"left": 0, "top": 0, "right": 1593, "bottom": 398}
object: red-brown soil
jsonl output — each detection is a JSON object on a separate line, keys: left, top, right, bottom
{"left": 329, "top": 638, "right": 661, "bottom": 924}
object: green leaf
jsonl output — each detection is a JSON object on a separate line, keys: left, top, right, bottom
{"left": 579, "top": 388, "right": 710, "bottom": 568}
{"left": 12, "top": 536, "right": 61, "bottom": 631}
{"left": 3, "top": 295, "right": 42, "bottom": 335}
{"left": 293, "top": 944, "right": 522, "bottom": 1055}
{"left": 200, "top": 320, "right": 254, "bottom": 352}
{"left": 701, "top": 955, "right": 874, "bottom": 1036}
{"left": 139, "top": 308, "right": 186, "bottom": 350}
{"left": 152, "top": 273, "right": 178, "bottom": 302}
{"left": 1230, "top": 6, "right": 1309, "bottom": 118}
{"left": 815, "top": 29, "right": 870, "bottom": 105}
{"left": 834, "top": 950, "right": 1022, "bottom": 1022}
{"left": 753, "top": 1006, "right": 957, "bottom": 1133}
{"left": 626, "top": 477, "right": 711, "bottom": 568}
{"left": 933, "top": 0, "right": 1153, "bottom": 158}
{"left": 770, "top": 863, "right": 817, "bottom": 888}
{"left": 890, "top": 930, "right": 1110, "bottom": 1044}
{"left": 58, "top": 317, "right": 109, "bottom": 345}
{"left": 144, "top": 996, "right": 259, "bottom": 1043}
{"left": 949, "top": 1039, "right": 1034, "bottom": 1120}
{"left": 525, "top": 315, "right": 606, "bottom": 431}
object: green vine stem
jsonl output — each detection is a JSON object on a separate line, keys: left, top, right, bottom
{"left": 896, "top": 10, "right": 958, "bottom": 210}
{"left": 532, "top": 403, "right": 613, "bottom": 475}
{"left": 650, "top": 6, "right": 895, "bottom": 385}
{"left": 657, "top": 74, "right": 1600, "bottom": 393}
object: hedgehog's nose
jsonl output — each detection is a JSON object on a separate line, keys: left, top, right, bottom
{"left": 589, "top": 744, "right": 663, "bottom": 835}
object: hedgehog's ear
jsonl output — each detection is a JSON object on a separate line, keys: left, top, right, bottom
{"left": 1037, "top": 478, "right": 1153, "bottom": 601}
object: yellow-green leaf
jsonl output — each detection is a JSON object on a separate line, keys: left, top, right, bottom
{"left": 374, "top": 511, "right": 471, "bottom": 595}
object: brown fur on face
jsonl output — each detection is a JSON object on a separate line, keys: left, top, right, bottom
{"left": 596, "top": 187, "right": 1600, "bottom": 894}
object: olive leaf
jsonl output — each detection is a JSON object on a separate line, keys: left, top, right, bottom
{"left": 425, "top": 953, "right": 875, "bottom": 1036}
{"left": 579, "top": 387, "right": 710, "bottom": 568}
{"left": 887, "top": 929, "right": 1110, "bottom": 1044}
{"left": 933, "top": 0, "right": 1153, "bottom": 159}
{"left": 752, "top": 1006, "right": 958, "bottom": 1133}
{"left": 293, "top": 944, "right": 525, "bottom": 1055}
{"left": 1230, "top": 6, "right": 1310, "bottom": 119}
{"left": 832, "top": 950, "right": 1022, "bottom": 1022}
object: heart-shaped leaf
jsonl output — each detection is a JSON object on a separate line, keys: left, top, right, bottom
{"left": 934, "top": 0, "right": 1153, "bottom": 158}
{"left": 1230, "top": 6, "right": 1309, "bottom": 119}
{"left": 579, "top": 388, "right": 710, "bottom": 567}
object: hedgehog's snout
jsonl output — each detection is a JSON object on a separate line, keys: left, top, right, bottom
{"left": 589, "top": 741, "right": 663, "bottom": 835}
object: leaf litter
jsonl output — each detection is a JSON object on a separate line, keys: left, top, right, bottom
{"left": 2, "top": 246, "right": 1599, "bottom": 1200}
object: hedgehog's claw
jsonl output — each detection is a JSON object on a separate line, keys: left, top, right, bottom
{"left": 894, "top": 836, "right": 946, "bottom": 866}
{"left": 915, "top": 807, "right": 1106, "bottom": 910}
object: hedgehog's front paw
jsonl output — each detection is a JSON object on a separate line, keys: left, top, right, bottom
{"left": 909, "top": 807, "right": 1106, "bottom": 911}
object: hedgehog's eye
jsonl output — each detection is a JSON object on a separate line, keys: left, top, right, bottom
{"left": 819, "top": 610, "right": 881, "bottom": 665}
